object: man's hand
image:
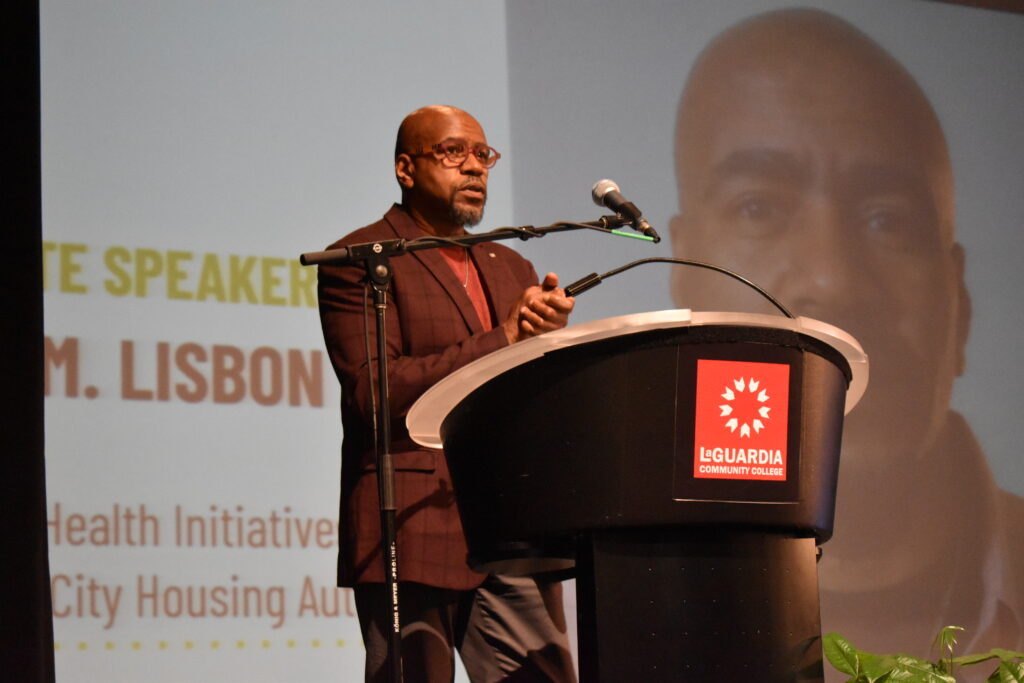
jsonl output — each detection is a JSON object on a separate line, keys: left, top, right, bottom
{"left": 502, "top": 272, "right": 576, "bottom": 344}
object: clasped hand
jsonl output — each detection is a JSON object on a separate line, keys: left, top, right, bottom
{"left": 503, "top": 272, "right": 575, "bottom": 344}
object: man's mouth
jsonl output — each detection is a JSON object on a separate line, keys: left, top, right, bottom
{"left": 458, "top": 184, "right": 486, "bottom": 199}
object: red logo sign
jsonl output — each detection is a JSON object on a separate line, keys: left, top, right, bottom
{"left": 693, "top": 359, "right": 790, "bottom": 481}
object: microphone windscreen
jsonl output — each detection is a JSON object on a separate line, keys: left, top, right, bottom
{"left": 591, "top": 179, "right": 620, "bottom": 206}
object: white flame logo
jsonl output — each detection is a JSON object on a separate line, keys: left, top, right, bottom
{"left": 719, "top": 377, "right": 771, "bottom": 438}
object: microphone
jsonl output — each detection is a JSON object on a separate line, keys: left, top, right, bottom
{"left": 591, "top": 179, "right": 660, "bottom": 242}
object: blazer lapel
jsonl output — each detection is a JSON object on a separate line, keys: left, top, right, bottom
{"left": 471, "top": 241, "right": 521, "bottom": 324}
{"left": 383, "top": 205, "right": 485, "bottom": 334}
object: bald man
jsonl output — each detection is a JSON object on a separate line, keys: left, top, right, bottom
{"left": 318, "top": 106, "right": 576, "bottom": 682}
{"left": 671, "top": 8, "right": 1023, "bottom": 664}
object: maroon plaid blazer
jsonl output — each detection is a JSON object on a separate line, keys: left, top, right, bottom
{"left": 318, "top": 204, "right": 539, "bottom": 589}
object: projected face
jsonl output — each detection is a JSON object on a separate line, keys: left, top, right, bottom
{"left": 395, "top": 106, "right": 491, "bottom": 234}
{"left": 670, "top": 10, "right": 970, "bottom": 494}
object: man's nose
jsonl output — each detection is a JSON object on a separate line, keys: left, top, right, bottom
{"left": 460, "top": 153, "right": 486, "bottom": 176}
{"left": 784, "top": 200, "right": 865, "bottom": 318}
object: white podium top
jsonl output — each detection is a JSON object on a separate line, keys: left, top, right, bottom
{"left": 407, "top": 310, "right": 868, "bottom": 449}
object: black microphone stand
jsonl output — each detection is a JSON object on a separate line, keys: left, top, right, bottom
{"left": 299, "top": 214, "right": 640, "bottom": 683}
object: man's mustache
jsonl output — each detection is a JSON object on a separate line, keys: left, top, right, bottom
{"left": 456, "top": 180, "right": 487, "bottom": 196}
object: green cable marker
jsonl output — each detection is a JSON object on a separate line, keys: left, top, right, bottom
{"left": 610, "top": 229, "right": 657, "bottom": 242}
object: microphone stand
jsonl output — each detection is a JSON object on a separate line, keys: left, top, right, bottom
{"left": 299, "top": 214, "right": 642, "bottom": 683}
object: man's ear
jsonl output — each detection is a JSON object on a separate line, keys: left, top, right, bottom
{"left": 951, "top": 242, "right": 971, "bottom": 377}
{"left": 395, "top": 154, "right": 415, "bottom": 189}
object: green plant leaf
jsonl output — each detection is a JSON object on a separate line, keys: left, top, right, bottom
{"left": 892, "top": 654, "right": 941, "bottom": 670}
{"left": 888, "top": 655, "right": 956, "bottom": 682}
{"left": 990, "top": 649, "right": 1024, "bottom": 662}
{"left": 986, "top": 659, "right": 1024, "bottom": 683}
{"left": 824, "top": 632, "right": 863, "bottom": 675}
{"left": 860, "top": 653, "right": 904, "bottom": 681}
{"left": 933, "top": 626, "right": 964, "bottom": 659}
{"left": 957, "top": 650, "right": 1024, "bottom": 667}
{"left": 957, "top": 652, "right": 1003, "bottom": 667}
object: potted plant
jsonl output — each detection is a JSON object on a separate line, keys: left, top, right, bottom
{"left": 824, "top": 626, "right": 1024, "bottom": 682}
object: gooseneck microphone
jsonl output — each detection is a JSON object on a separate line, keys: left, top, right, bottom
{"left": 591, "top": 179, "right": 660, "bottom": 242}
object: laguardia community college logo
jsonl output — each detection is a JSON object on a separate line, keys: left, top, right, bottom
{"left": 693, "top": 359, "right": 790, "bottom": 482}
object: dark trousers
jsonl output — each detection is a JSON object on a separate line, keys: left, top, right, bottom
{"left": 354, "top": 575, "right": 577, "bottom": 683}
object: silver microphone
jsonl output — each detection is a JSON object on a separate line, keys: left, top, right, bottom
{"left": 591, "top": 179, "right": 660, "bottom": 242}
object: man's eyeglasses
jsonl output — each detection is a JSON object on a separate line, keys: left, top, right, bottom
{"left": 411, "top": 139, "right": 501, "bottom": 169}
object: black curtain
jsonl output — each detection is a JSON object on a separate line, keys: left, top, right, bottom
{"left": 1, "top": 0, "right": 55, "bottom": 680}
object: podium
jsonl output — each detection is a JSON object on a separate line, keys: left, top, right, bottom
{"left": 407, "top": 310, "right": 867, "bottom": 682}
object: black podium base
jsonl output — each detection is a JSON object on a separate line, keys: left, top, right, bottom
{"left": 576, "top": 529, "right": 824, "bottom": 683}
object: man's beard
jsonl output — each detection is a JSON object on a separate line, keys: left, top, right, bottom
{"left": 449, "top": 203, "right": 484, "bottom": 227}
{"left": 448, "top": 182, "right": 486, "bottom": 227}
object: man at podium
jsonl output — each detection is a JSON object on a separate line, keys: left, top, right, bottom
{"left": 317, "top": 105, "right": 576, "bottom": 682}
{"left": 669, "top": 7, "right": 1023, "bottom": 662}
